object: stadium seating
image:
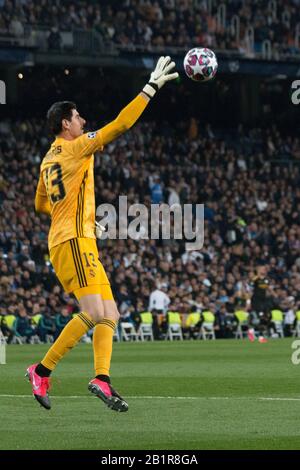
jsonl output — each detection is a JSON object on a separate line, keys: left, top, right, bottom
{"left": 234, "top": 310, "right": 249, "bottom": 340}
{"left": 165, "top": 312, "right": 183, "bottom": 341}
{"left": 198, "top": 311, "right": 216, "bottom": 340}
{"left": 270, "top": 309, "right": 284, "bottom": 338}
{"left": 1, "top": 0, "right": 300, "bottom": 60}
{"left": 120, "top": 322, "right": 139, "bottom": 341}
{"left": 138, "top": 312, "right": 154, "bottom": 341}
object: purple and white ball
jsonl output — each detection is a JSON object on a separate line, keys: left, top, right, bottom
{"left": 183, "top": 48, "right": 218, "bottom": 82}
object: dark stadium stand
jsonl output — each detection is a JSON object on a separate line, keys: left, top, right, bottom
{"left": 0, "top": 0, "right": 300, "bottom": 59}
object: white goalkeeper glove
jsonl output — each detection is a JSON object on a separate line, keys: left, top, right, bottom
{"left": 142, "top": 56, "right": 179, "bottom": 98}
{"left": 95, "top": 221, "right": 105, "bottom": 238}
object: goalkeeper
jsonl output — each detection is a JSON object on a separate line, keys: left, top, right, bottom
{"left": 26, "top": 56, "right": 178, "bottom": 412}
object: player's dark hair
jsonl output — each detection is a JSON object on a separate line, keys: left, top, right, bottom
{"left": 47, "top": 101, "right": 76, "bottom": 135}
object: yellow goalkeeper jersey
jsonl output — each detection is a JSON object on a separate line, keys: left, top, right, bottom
{"left": 37, "top": 131, "right": 103, "bottom": 249}
{"left": 35, "top": 94, "right": 149, "bottom": 250}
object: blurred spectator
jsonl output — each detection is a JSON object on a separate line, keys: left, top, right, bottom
{"left": 149, "top": 175, "right": 163, "bottom": 204}
{"left": 14, "top": 308, "right": 36, "bottom": 343}
{"left": 215, "top": 304, "right": 234, "bottom": 339}
{"left": 47, "top": 26, "right": 62, "bottom": 51}
{"left": 0, "top": 308, "right": 14, "bottom": 343}
{"left": 149, "top": 285, "right": 170, "bottom": 313}
{"left": 54, "top": 306, "right": 72, "bottom": 340}
{"left": 283, "top": 298, "right": 296, "bottom": 337}
{"left": 151, "top": 308, "right": 163, "bottom": 340}
{"left": 183, "top": 305, "right": 201, "bottom": 339}
{"left": 36, "top": 311, "right": 56, "bottom": 343}
{"left": 8, "top": 15, "right": 24, "bottom": 37}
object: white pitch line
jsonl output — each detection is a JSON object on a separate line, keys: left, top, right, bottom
{"left": 1, "top": 394, "right": 300, "bottom": 401}
{"left": 0, "top": 394, "right": 211, "bottom": 400}
{"left": 259, "top": 397, "right": 300, "bottom": 402}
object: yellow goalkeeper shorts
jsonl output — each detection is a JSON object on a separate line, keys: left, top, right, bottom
{"left": 50, "top": 237, "right": 114, "bottom": 301}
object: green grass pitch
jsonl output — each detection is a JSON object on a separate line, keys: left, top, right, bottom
{"left": 1, "top": 339, "right": 300, "bottom": 450}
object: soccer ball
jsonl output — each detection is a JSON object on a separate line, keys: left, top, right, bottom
{"left": 183, "top": 47, "right": 218, "bottom": 82}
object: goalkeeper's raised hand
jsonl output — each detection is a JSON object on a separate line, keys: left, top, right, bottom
{"left": 142, "top": 56, "right": 179, "bottom": 99}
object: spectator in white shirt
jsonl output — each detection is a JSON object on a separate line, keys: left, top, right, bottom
{"left": 149, "top": 284, "right": 170, "bottom": 313}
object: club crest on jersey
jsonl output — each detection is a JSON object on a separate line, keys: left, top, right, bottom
{"left": 87, "top": 132, "right": 97, "bottom": 139}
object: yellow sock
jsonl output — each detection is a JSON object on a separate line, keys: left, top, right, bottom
{"left": 93, "top": 319, "right": 116, "bottom": 376}
{"left": 41, "top": 312, "right": 95, "bottom": 371}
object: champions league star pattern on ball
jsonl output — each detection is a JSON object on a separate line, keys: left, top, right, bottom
{"left": 183, "top": 47, "right": 218, "bottom": 82}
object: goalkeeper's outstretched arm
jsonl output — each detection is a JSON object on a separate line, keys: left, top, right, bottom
{"left": 99, "top": 93, "right": 149, "bottom": 145}
{"left": 72, "top": 56, "right": 178, "bottom": 158}
{"left": 100, "top": 56, "right": 178, "bottom": 145}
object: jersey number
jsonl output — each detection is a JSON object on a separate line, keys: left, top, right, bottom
{"left": 46, "top": 163, "right": 66, "bottom": 203}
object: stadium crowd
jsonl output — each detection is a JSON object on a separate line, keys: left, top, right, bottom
{"left": 0, "top": 0, "right": 300, "bottom": 57}
{"left": 1, "top": 112, "right": 300, "bottom": 342}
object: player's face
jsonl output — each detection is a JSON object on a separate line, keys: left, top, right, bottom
{"left": 258, "top": 266, "right": 267, "bottom": 277}
{"left": 64, "top": 109, "right": 86, "bottom": 138}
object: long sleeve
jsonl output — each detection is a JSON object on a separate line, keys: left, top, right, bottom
{"left": 35, "top": 174, "right": 51, "bottom": 216}
{"left": 70, "top": 93, "right": 150, "bottom": 158}
{"left": 99, "top": 93, "right": 149, "bottom": 146}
